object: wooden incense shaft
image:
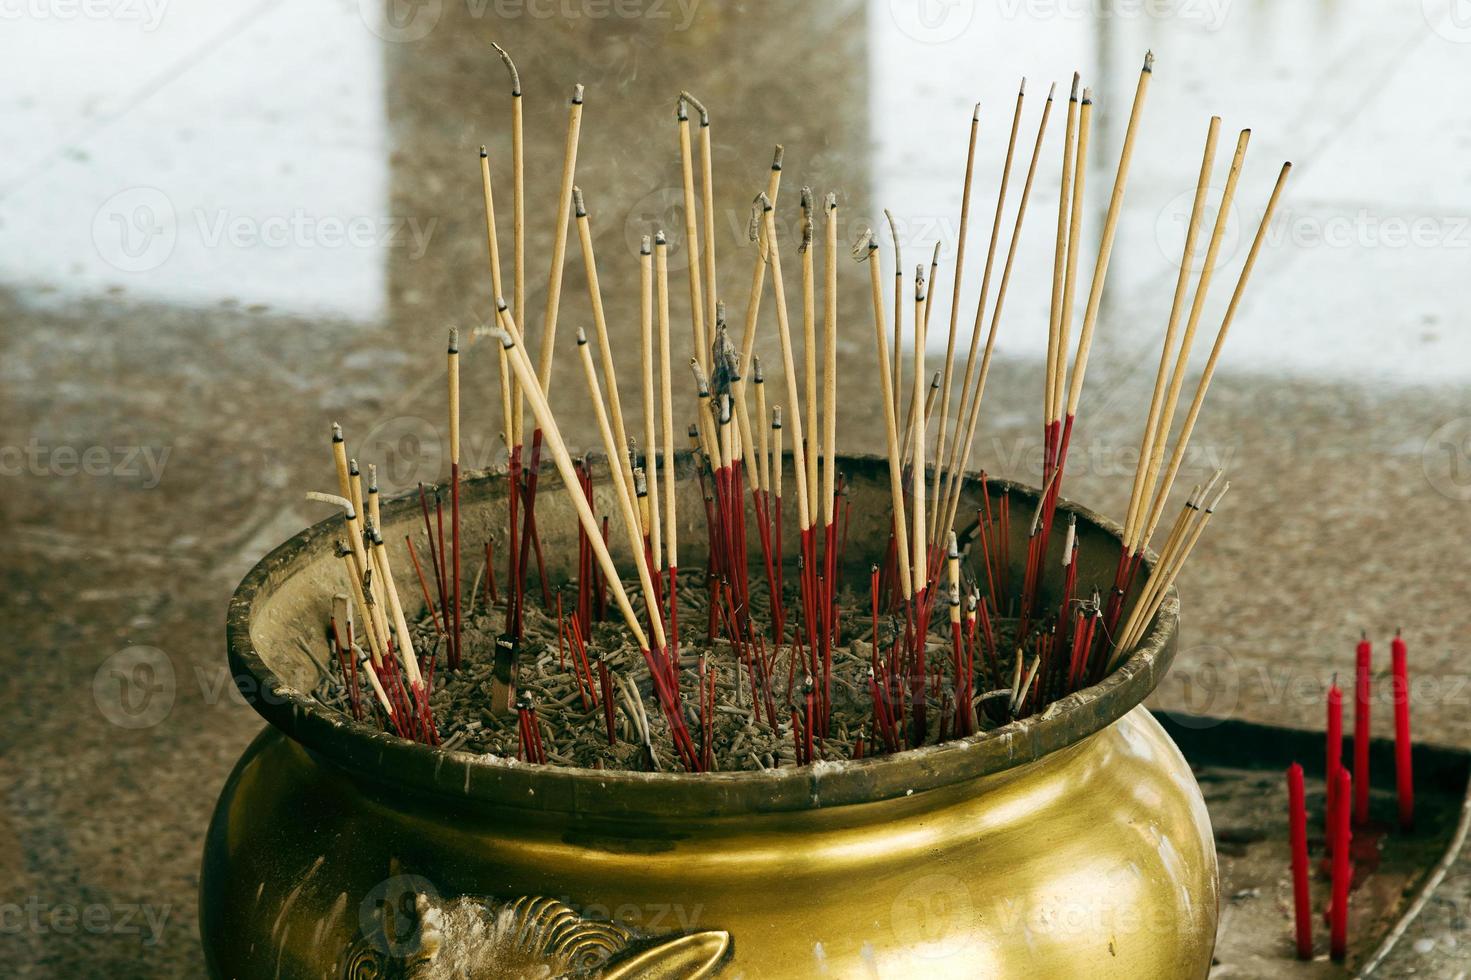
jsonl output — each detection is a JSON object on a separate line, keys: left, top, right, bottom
{"left": 864, "top": 238, "right": 912, "bottom": 599}
{"left": 494, "top": 309, "right": 654, "bottom": 655}
{"left": 536, "top": 84, "right": 585, "bottom": 396}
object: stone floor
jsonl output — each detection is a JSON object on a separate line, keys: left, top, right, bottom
{"left": 2, "top": 0, "right": 1469, "bottom": 975}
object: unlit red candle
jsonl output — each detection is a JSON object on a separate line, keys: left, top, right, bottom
{"left": 1287, "top": 763, "right": 1312, "bottom": 960}
{"left": 1392, "top": 631, "right": 1413, "bottom": 830}
{"left": 1326, "top": 680, "right": 1343, "bottom": 848}
{"left": 1330, "top": 766, "right": 1352, "bottom": 961}
{"left": 1353, "top": 636, "right": 1372, "bottom": 826}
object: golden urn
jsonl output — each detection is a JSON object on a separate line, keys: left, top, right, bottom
{"left": 203, "top": 454, "right": 1218, "bottom": 978}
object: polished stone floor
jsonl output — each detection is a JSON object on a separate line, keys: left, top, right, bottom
{"left": 2, "top": 0, "right": 1469, "bottom": 975}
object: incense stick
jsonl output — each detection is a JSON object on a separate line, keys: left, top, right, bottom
{"left": 677, "top": 96, "right": 708, "bottom": 375}
{"left": 940, "top": 82, "right": 1056, "bottom": 540}
{"left": 1120, "top": 116, "right": 1221, "bottom": 550}
{"left": 573, "top": 187, "right": 640, "bottom": 518}
{"left": 1137, "top": 160, "right": 1291, "bottom": 548}
{"left": 536, "top": 83, "right": 585, "bottom": 396}
{"left": 681, "top": 91, "right": 719, "bottom": 340}
{"left": 933, "top": 80, "right": 1026, "bottom": 535}
{"left": 639, "top": 236, "right": 663, "bottom": 570}
{"left": 861, "top": 232, "right": 912, "bottom": 599}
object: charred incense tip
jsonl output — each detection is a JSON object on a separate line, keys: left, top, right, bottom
{"left": 571, "top": 82, "right": 585, "bottom": 105}
{"left": 448, "top": 327, "right": 459, "bottom": 353}
{"left": 368, "top": 464, "right": 378, "bottom": 493}
{"left": 1143, "top": 50, "right": 1155, "bottom": 73}
{"left": 675, "top": 97, "right": 688, "bottom": 121}
{"left": 1046, "top": 81, "right": 1057, "bottom": 101}
{"left": 1018, "top": 76, "right": 1027, "bottom": 96}
{"left": 306, "top": 490, "right": 353, "bottom": 514}
{"left": 1082, "top": 87, "right": 1094, "bottom": 105}
{"left": 634, "top": 467, "right": 648, "bottom": 496}
{"left": 1070, "top": 72, "right": 1081, "bottom": 101}
{"left": 332, "top": 422, "right": 343, "bottom": 443}
{"left": 679, "top": 90, "right": 709, "bottom": 126}
{"left": 752, "top": 355, "right": 763, "bottom": 382}
{"left": 771, "top": 144, "right": 784, "bottom": 170}
{"left": 490, "top": 42, "right": 521, "bottom": 96}
{"left": 825, "top": 191, "right": 838, "bottom": 213}
{"left": 690, "top": 358, "right": 710, "bottom": 397}
{"left": 772, "top": 406, "right": 782, "bottom": 429}
{"left": 719, "top": 395, "right": 731, "bottom": 425}
{"left": 654, "top": 229, "right": 667, "bottom": 246}
{"left": 495, "top": 296, "right": 508, "bottom": 313}
{"left": 576, "top": 327, "right": 588, "bottom": 346}
{"left": 947, "top": 531, "right": 959, "bottom": 558}
{"left": 640, "top": 235, "right": 651, "bottom": 255}
{"left": 799, "top": 187, "right": 815, "bottom": 252}
{"left": 479, "top": 145, "right": 488, "bottom": 158}
{"left": 572, "top": 186, "right": 587, "bottom": 218}
{"left": 972, "top": 101, "right": 981, "bottom": 121}
{"left": 852, "top": 227, "right": 876, "bottom": 260}
{"left": 349, "top": 457, "right": 360, "bottom": 476}
{"left": 929, "top": 371, "right": 940, "bottom": 389}
{"left": 499, "top": 331, "right": 516, "bottom": 350}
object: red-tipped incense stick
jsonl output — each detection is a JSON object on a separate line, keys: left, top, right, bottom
{"left": 1353, "top": 632, "right": 1372, "bottom": 825}
{"left": 1287, "top": 762, "right": 1312, "bottom": 960}
{"left": 1392, "top": 630, "right": 1413, "bottom": 830}
{"left": 1326, "top": 675, "right": 1343, "bottom": 850}
{"left": 1329, "top": 765, "right": 1352, "bottom": 961}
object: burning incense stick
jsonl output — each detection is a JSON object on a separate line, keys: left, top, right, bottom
{"left": 680, "top": 91, "right": 719, "bottom": 339}
{"left": 536, "top": 83, "right": 585, "bottom": 395}
{"left": 448, "top": 328, "right": 462, "bottom": 670}
{"left": 573, "top": 187, "right": 639, "bottom": 518}
{"left": 940, "top": 82, "right": 1055, "bottom": 542}
{"left": 490, "top": 43, "right": 525, "bottom": 340}
{"left": 860, "top": 231, "right": 912, "bottom": 599}
{"left": 677, "top": 96, "right": 708, "bottom": 375}
{"left": 639, "top": 237, "right": 663, "bottom": 571}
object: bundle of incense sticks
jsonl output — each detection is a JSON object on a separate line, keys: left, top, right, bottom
{"left": 307, "top": 48, "right": 1290, "bottom": 767}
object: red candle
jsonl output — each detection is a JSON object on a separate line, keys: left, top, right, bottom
{"left": 1329, "top": 766, "right": 1352, "bottom": 961}
{"left": 1287, "top": 763, "right": 1313, "bottom": 959}
{"left": 1353, "top": 634, "right": 1372, "bottom": 826}
{"left": 1392, "top": 630, "right": 1413, "bottom": 830}
{"left": 1326, "top": 679, "right": 1343, "bottom": 847}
